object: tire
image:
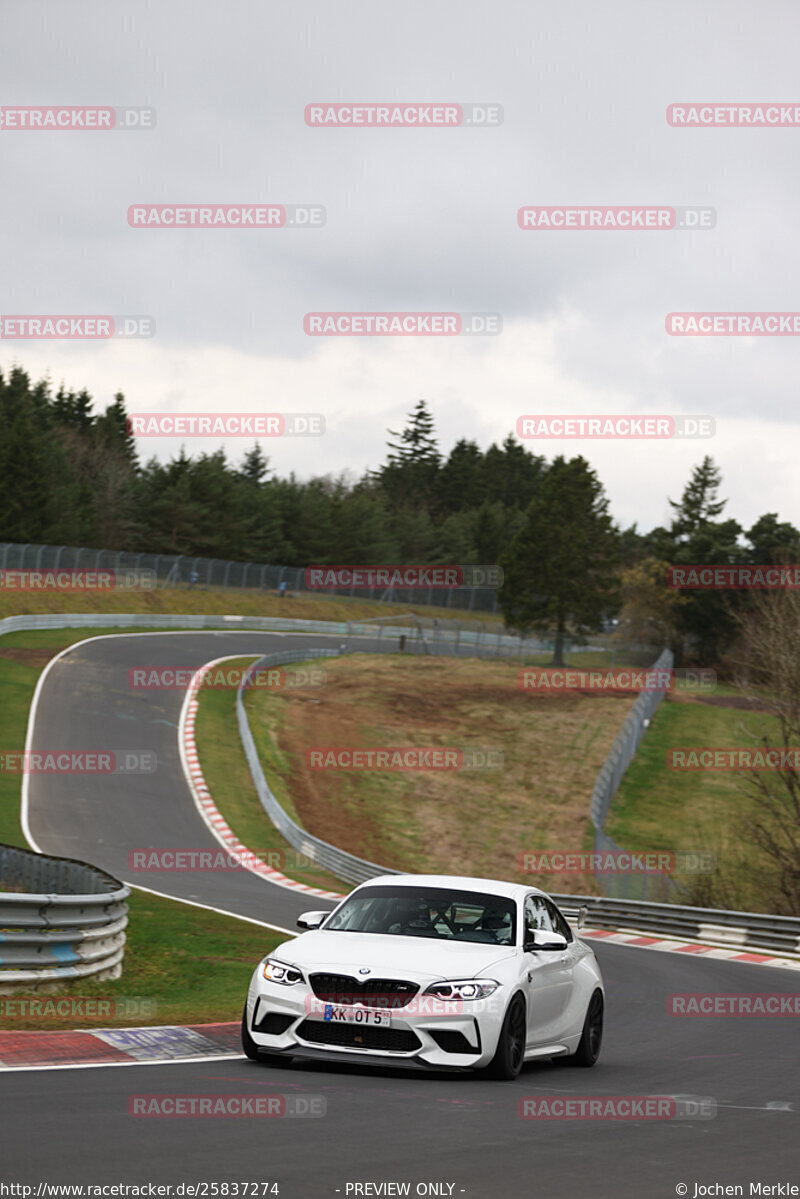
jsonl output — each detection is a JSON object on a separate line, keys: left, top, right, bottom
{"left": 564, "top": 989, "right": 603, "bottom": 1067}
{"left": 241, "top": 1004, "right": 295, "bottom": 1067}
{"left": 241, "top": 1004, "right": 262, "bottom": 1061}
{"left": 485, "top": 994, "right": 526, "bottom": 1080}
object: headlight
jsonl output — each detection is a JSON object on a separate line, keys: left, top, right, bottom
{"left": 423, "top": 979, "right": 499, "bottom": 1001}
{"left": 262, "top": 958, "right": 304, "bottom": 985}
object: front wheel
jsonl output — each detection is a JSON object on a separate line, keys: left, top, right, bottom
{"left": 240, "top": 1004, "right": 295, "bottom": 1067}
{"left": 485, "top": 994, "right": 526, "bottom": 1080}
{"left": 564, "top": 989, "right": 603, "bottom": 1067}
{"left": 241, "top": 1004, "right": 261, "bottom": 1061}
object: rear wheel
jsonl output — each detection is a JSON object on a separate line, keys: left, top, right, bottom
{"left": 485, "top": 994, "right": 526, "bottom": 1080}
{"left": 564, "top": 989, "right": 603, "bottom": 1067}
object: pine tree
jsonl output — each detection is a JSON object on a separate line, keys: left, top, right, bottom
{"left": 96, "top": 392, "right": 139, "bottom": 471}
{"left": 669, "top": 456, "right": 726, "bottom": 538}
{"left": 241, "top": 444, "right": 270, "bottom": 486}
{"left": 498, "top": 456, "right": 618, "bottom": 665}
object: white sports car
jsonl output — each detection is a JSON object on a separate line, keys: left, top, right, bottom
{"left": 242, "top": 874, "right": 604, "bottom": 1079}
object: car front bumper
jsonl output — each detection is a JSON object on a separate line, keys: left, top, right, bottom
{"left": 245, "top": 977, "right": 505, "bottom": 1071}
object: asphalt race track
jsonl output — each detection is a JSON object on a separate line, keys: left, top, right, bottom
{"left": 23, "top": 631, "right": 362, "bottom": 928}
{"left": 5, "top": 631, "right": 800, "bottom": 1198}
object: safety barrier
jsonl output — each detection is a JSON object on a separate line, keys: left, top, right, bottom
{"left": 588, "top": 648, "right": 677, "bottom": 901}
{"left": 552, "top": 892, "right": 800, "bottom": 958}
{"left": 0, "top": 610, "right": 607, "bottom": 661}
{"left": 236, "top": 648, "right": 401, "bottom": 885}
{"left": 0, "top": 843, "right": 129, "bottom": 991}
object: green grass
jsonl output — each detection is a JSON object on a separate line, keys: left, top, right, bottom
{"left": 193, "top": 659, "right": 345, "bottom": 893}
{"left": 0, "top": 653, "right": 38, "bottom": 846}
{"left": 0, "top": 581, "right": 502, "bottom": 626}
{"left": 604, "top": 695, "right": 788, "bottom": 909}
{"left": 0, "top": 888, "right": 281, "bottom": 1030}
{"left": 605, "top": 698, "right": 783, "bottom": 851}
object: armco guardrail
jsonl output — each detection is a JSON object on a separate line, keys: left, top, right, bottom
{"left": 552, "top": 893, "right": 800, "bottom": 958}
{"left": 236, "top": 648, "right": 400, "bottom": 885}
{"left": 0, "top": 843, "right": 129, "bottom": 990}
{"left": 589, "top": 648, "right": 676, "bottom": 901}
{"left": 0, "top": 610, "right": 608, "bottom": 661}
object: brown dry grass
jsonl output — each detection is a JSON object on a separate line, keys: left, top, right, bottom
{"left": 248, "top": 655, "right": 638, "bottom": 892}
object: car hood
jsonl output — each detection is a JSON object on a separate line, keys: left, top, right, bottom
{"left": 271, "top": 931, "right": 516, "bottom": 982}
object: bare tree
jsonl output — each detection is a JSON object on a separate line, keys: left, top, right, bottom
{"left": 728, "top": 590, "right": 800, "bottom": 914}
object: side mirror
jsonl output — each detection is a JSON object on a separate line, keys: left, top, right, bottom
{"left": 524, "top": 929, "right": 568, "bottom": 953}
{"left": 296, "top": 910, "right": 328, "bottom": 931}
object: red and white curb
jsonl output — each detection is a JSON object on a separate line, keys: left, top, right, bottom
{"left": 580, "top": 927, "right": 800, "bottom": 972}
{"left": 0, "top": 1022, "right": 241, "bottom": 1071}
{"left": 179, "top": 656, "right": 343, "bottom": 901}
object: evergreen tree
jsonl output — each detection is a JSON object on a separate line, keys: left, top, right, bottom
{"left": 240, "top": 444, "right": 270, "bottom": 486}
{"left": 498, "top": 456, "right": 618, "bottom": 665}
{"left": 95, "top": 393, "right": 139, "bottom": 471}
{"left": 378, "top": 399, "right": 441, "bottom": 508}
{"left": 668, "top": 456, "right": 726, "bottom": 538}
{"left": 746, "top": 513, "right": 800, "bottom": 564}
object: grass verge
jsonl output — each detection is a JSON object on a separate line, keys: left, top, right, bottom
{"left": 244, "top": 654, "right": 639, "bottom": 891}
{"left": 605, "top": 695, "right": 784, "bottom": 909}
{"left": 193, "top": 658, "right": 346, "bottom": 893}
{"left": 0, "top": 583, "right": 501, "bottom": 625}
{"left": 0, "top": 888, "right": 281, "bottom": 1030}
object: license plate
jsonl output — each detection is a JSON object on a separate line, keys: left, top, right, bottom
{"left": 323, "top": 1003, "right": 392, "bottom": 1026}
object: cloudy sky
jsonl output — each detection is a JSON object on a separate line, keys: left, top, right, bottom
{"left": 2, "top": 0, "right": 798, "bottom": 534}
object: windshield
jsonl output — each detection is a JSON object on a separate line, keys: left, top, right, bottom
{"left": 323, "top": 885, "right": 517, "bottom": 945}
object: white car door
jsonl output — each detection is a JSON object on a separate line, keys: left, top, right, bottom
{"left": 523, "top": 895, "right": 575, "bottom": 1046}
